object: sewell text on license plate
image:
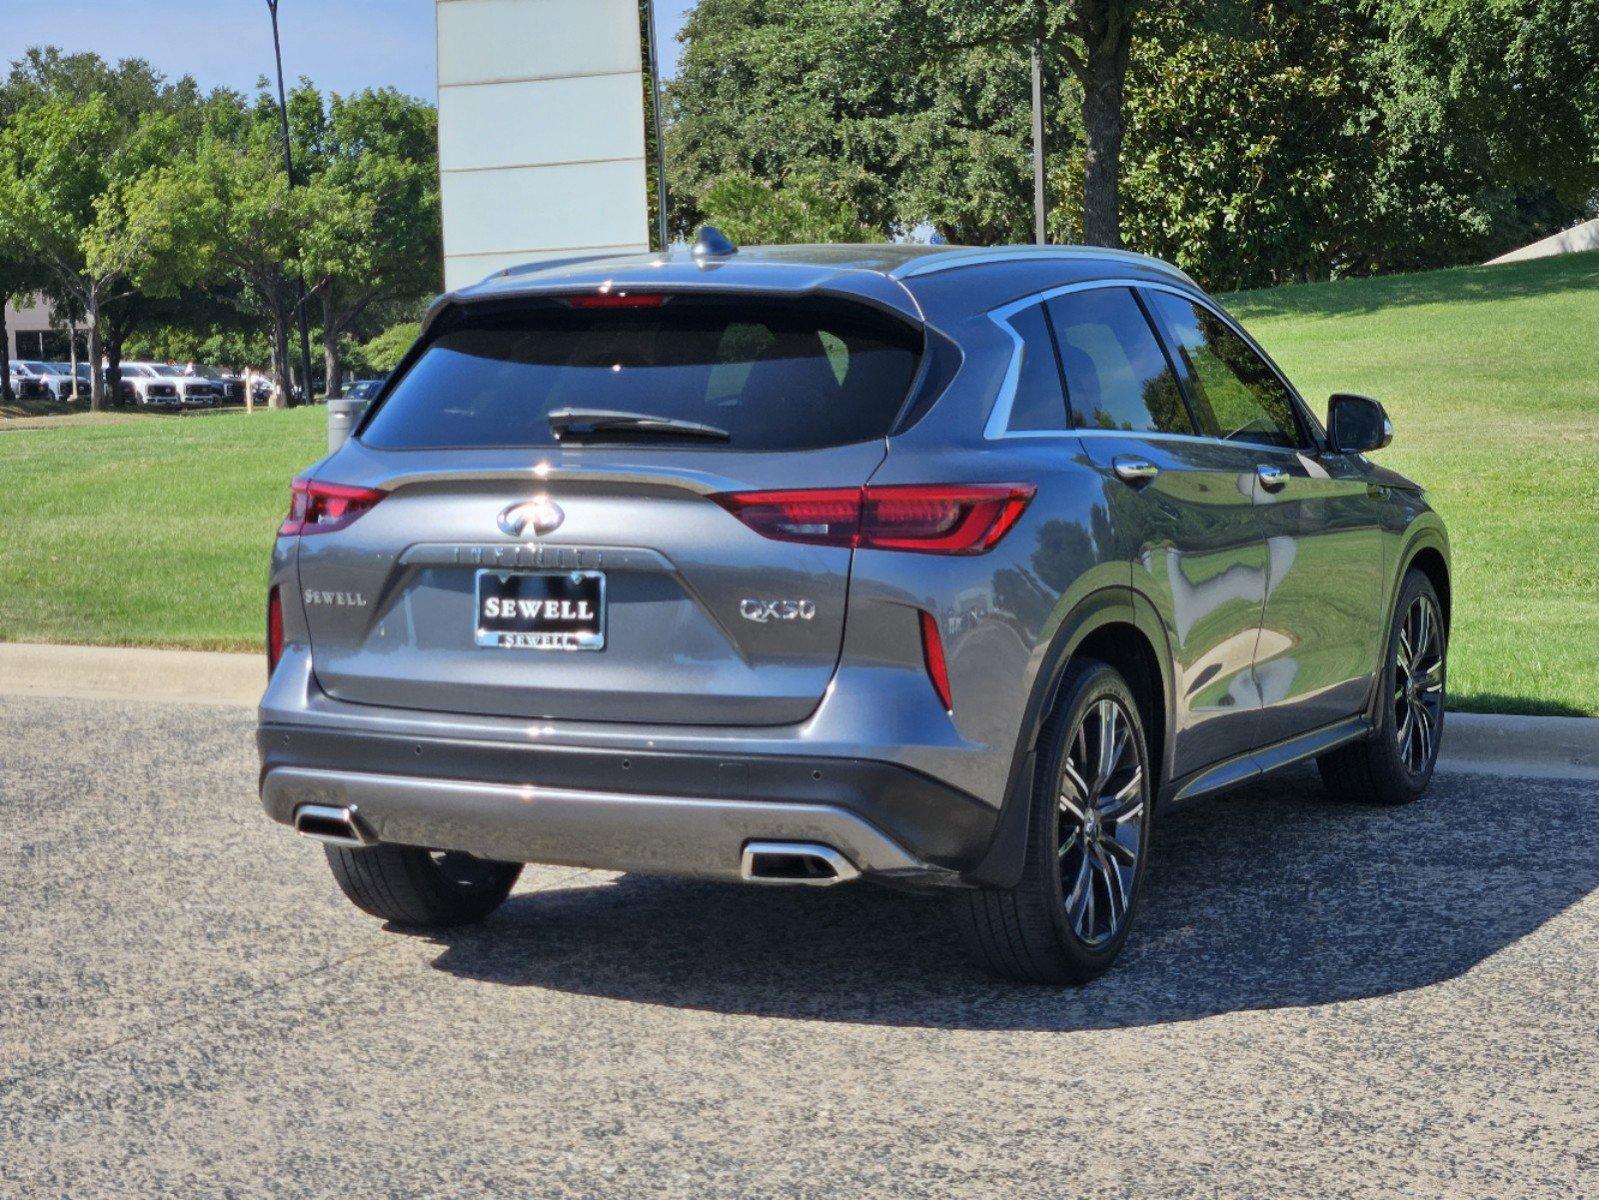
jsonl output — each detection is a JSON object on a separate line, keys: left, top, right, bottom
{"left": 474, "top": 570, "right": 605, "bottom": 650}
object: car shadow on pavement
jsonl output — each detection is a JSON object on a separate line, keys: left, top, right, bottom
{"left": 423, "top": 767, "right": 1599, "bottom": 1030}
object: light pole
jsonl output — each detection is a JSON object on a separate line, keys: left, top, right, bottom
{"left": 1031, "top": 41, "right": 1047, "bottom": 245}
{"left": 266, "top": 0, "right": 317, "bottom": 404}
{"left": 643, "top": 0, "right": 670, "bottom": 251}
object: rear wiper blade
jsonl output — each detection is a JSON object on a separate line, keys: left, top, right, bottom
{"left": 547, "top": 408, "right": 731, "bottom": 443}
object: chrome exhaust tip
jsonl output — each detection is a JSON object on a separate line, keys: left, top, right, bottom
{"left": 293, "top": 803, "right": 374, "bottom": 848}
{"left": 740, "top": 841, "right": 861, "bottom": 886}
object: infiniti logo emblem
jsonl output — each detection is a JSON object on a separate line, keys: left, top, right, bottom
{"left": 498, "top": 496, "right": 565, "bottom": 538}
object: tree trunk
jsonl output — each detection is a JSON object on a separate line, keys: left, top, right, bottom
{"left": 270, "top": 314, "right": 291, "bottom": 409}
{"left": 0, "top": 301, "right": 12, "bottom": 405}
{"left": 86, "top": 293, "right": 105, "bottom": 412}
{"left": 1080, "top": 26, "right": 1132, "bottom": 249}
{"left": 68, "top": 328, "right": 81, "bottom": 401}
{"left": 105, "top": 336, "right": 124, "bottom": 407}
{"left": 322, "top": 294, "right": 343, "bottom": 399}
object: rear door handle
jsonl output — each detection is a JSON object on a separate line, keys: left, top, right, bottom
{"left": 1112, "top": 456, "right": 1160, "bottom": 486}
{"left": 1256, "top": 464, "right": 1289, "bottom": 492}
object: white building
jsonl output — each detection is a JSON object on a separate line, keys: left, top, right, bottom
{"left": 435, "top": 0, "right": 654, "bottom": 290}
{"left": 1486, "top": 217, "right": 1599, "bottom": 265}
{"left": 3, "top": 296, "right": 64, "bottom": 361}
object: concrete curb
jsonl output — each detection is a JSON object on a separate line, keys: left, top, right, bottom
{"left": 3, "top": 642, "right": 1598, "bottom": 779}
{"left": 0, "top": 642, "right": 261, "bottom": 708}
{"left": 1438, "top": 712, "right": 1599, "bottom": 781}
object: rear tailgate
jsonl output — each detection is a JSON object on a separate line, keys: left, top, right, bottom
{"left": 296, "top": 446, "right": 886, "bottom": 725}
{"left": 294, "top": 290, "right": 923, "bottom": 726}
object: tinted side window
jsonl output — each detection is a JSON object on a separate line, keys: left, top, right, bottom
{"left": 1003, "top": 302, "right": 1068, "bottom": 432}
{"left": 1145, "top": 292, "right": 1301, "bottom": 448}
{"left": 1046, "top": 288, "right": 1192, "bottom": 435}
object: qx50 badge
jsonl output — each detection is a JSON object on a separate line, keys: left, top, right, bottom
{"left": 498, "top": 496, "right": 565, "bottom": 538}
{"left": 740, "top": 598, "right": 816, "bottom": 623}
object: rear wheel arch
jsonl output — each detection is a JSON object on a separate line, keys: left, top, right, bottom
{"left": 1404, "top": 544, "right": 1451, "bottom": 633}
{"left": 965, "top": 588, "right": 1173, "bottom": 888}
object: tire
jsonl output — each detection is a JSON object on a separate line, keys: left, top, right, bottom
{"left": 955, "top": 659, "right": 1155, "bottom": 984}
{"left": 323, "top": 843, "right": 522, "bottom": 927}
{"left": 1318, "top": 568, "right": 1446, "bottom": 806}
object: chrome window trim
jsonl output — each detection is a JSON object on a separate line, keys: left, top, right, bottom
{"left": 983, "top": 277, "right": 1316, "bottom": 448}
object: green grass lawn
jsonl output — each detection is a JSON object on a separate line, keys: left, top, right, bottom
{"left": 0, "top": 408, "right": 325, "bottom": 652}
{"left": 2, "top": 251, "right": 1596, "bottom": 714}
{"left": 1226, "top": 250, "right": 1599, "bottom": 716}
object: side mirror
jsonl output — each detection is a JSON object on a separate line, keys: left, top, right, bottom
{"left": 1327, "top": 393, "right": 1392, "bottom": 454}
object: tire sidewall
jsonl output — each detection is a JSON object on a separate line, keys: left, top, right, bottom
{"left": 1029, "top": 660, "right": 1153, "bottom": 972}
{"left": 1374, "top": 570, "right": 1446, "bottom": 796}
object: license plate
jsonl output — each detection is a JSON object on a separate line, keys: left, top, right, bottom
{"left": 474, "top": 570, "right": 605, "bottom": 650}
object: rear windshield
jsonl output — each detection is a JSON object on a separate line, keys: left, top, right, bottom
{"left": 359, "top": 295, "right": 922, "bottom": 451}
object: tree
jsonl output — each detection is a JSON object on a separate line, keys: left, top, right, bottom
{"left": 667, "top": 0, "right": 926, "bottom": 238}
{"left": 669, "top": 0, "right": 1598, "bottom": 281}
{"left": 0, "top": 239, "right": 52, "bottom": 406}
{"left": 358, "top": 321, "right": 422, "bottom": 375}
{"left": 0, "top": 248, "right": 51, "bottom": 405}
{"left": 103, "top": 286, "right": 253, "bottom": 393}
{"left": 0, "top": 96, "right": 185, "bottom": 409}
{"left": 666, "top": 0, "right": 1092, "bottom": 245}
{"left": 1119, "top": 0, "right": 1598, "bottom": 284}
{"left": 1118, "top": 0, "right": 1380, "bottom": 287}
{"left": 697, "top": 172, "right": 887, "bottom": 243}
{"left": 1359, "top": 0, "right": 1599, "bottom": 267}
{"left": 0, "top": 51, "right": 207, "bottom": 408}
{"left": 122, "top": 113, "right": 313, "bottom": 407}
{"left": 298, "top": 87, "right": 440, "bottom": 397}
{"left": 0, "top": 73, "right": 45, "bottom": 405}
{"left": 895, "top": 35, "right": 1082, "bottom": 244}
{"left": 3, "top": 46, "right": 203, "bottom": 125}
{"left": 932, "top": 0, "right": 1143, "bottom": 246}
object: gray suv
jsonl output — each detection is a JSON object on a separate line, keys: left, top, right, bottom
{"left": 258, "top": 237, "right": 1449, "bottom": 983}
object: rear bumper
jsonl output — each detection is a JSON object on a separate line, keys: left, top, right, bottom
{"left": 258, "top": 722, "right": 995, "bottom": 887}
{"left": 262, "top": 765, "right": 956, "bottom": 884}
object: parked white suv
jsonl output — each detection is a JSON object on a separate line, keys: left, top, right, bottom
{"left": 120, "top": 362, "right": 222, "bottom": 408}
{"left": 117, "top": 363, "right": 184, "bottom": 408}
{"left": 7, "top": 360, "right": 53, "bottom": 400}
{"left": 33, "top": 362, "right": 93, "bottom": 400}
{"left": 188, "top": 365, "right": 247, "bottom": 404}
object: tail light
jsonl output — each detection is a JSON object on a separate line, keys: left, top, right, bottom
{"left": 714, "top": 484, "right": 1034, "bottom": 554}
{"left": 565, "top": 292, "right": 668, "bottom": 309}
{"left": 919, "top": 609, "right": 953, "bottom": 711}
{"left": 267, "top": 586, "right": 284, "bottom": 675}
{"left": 280, "top": 477, "right": 387, "bottom": 536}
{"left": 862, "top": 485, "right": 1034, "bottom": 553}
{"left": 714, "top": 488, "right": 864, "bottom": 547}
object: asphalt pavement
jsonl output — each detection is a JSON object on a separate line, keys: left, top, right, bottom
{"left": 2, "top": 693, "right": 1595, "bottom": 1198}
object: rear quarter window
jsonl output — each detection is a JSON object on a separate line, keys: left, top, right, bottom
{"left": 1047, "top": 288, "right": 1193, "bottom": 435}
{"left": 360, "top": 296, "right": 922, "bottom": 452}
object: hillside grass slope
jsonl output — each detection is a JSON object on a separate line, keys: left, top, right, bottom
{"left": 1228, "top": 250, "right": 1599, "bottom": 715}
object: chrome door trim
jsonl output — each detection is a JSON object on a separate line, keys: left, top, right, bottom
{"left": 983, "top": 278, "right": 1317, "bottom": 448}
{"left": 1165, "top": 714, "right": 1372, "bottom": 806}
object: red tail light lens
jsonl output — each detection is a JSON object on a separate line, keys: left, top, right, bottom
{"left": 714, "top": 484, "right": 1034, "bottom": 554}
{"left": 280, "top": 477, "right": 387, "bottom": 536}
{"left": 713, "top": 488, "right": 864, "bottom": 547}
{"left": 267, "top": 586, "right": 284, "bottom": 675}
{"left": 565, "top": 291, "right": 668, "bottom": 309}
{"left": 919, "top": 609, "right": 953, "bottom": 711}
{"left": 862, "top": 484, "right": 1035, "bottom": 553}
